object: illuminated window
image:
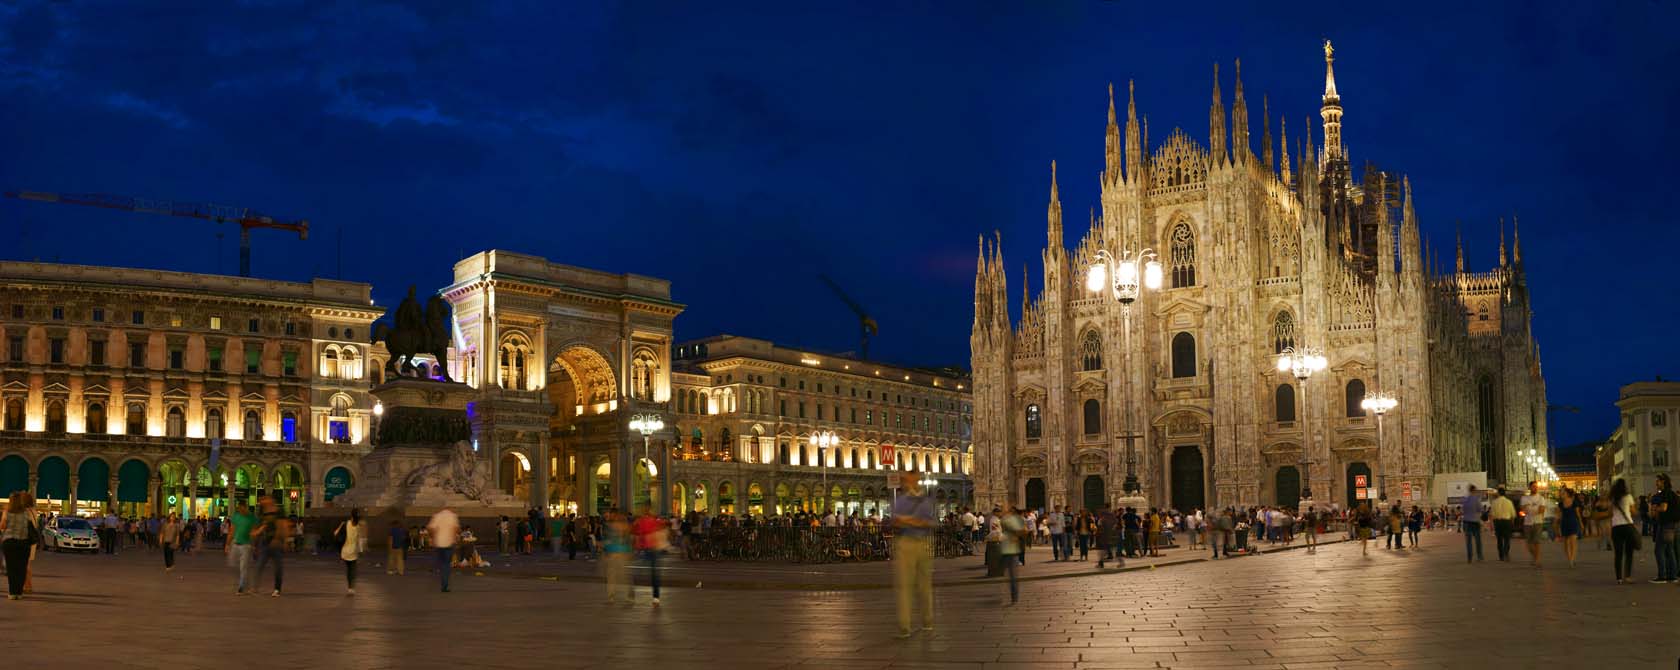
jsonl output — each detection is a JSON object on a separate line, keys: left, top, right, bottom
{"left": 1025, "top": 404, "right": 1042, "bottom": 439}
{"left": 210, "top": 316, "right": 222, "bottom": 330}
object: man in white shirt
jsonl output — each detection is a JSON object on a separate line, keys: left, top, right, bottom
{"left": 1047, "top": 505, "right": 1067, "bottom": 561}
{"left": 427, "top": 507, "right": 461, "bottom": 592}
{"left": 822, "top": 509, "right": 838, "bottom": 527}
{"left": 1519, "top": 481, "right": 1550, "bottom": 568}
{"left": 960, "top": 508, "right": 978, "bottom": 544}
{"left": 104, "top": 512, "right": 122, "bottom": 554}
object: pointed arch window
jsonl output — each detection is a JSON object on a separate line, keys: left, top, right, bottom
{"left": 1171, "top": 332, "right": 1197, "bottom": 378}
{"left": 1080, "top": 330, "right": 1103, "bottom": 371}
{"left": 1345, "top": 379, "right": 1367, "bottom": 418}
{"left": 1272, "top": 311, "right": 1296, "bottom": 354}
{"left": 1082, "top": 399, "right": 1101, "bottom": 435}
{"left": 1024, "top": 404, "right": 1042, "bottom": 439}
{"left": 1169, "top": 221, "right": 1197, "bottom": 288}
{"left": 1275, "top": 384, "right": 1296, "bottom": 422}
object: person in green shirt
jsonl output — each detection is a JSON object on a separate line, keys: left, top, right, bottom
{"left": 225, "top": 502, "right": 258, "bottom": 595}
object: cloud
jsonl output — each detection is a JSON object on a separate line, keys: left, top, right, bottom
{"left": 326, "top": 91, "right": 458, "bottom": 128}
{"left": 101, "top": 91, "right": 191, "bottom": 129}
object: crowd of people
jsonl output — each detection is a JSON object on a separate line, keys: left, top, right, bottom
{"left": 1454, "top": 475, "right": 1680, "bottom": 585}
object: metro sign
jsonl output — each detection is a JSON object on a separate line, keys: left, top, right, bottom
{"left": 881, "top": 444, "right": 896, "bottom": 466}
{"left": 1354, "top": 474, "right": 1369, "bottom": 488}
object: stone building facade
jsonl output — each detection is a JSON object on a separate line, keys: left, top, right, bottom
{"left": 970, "top": 42, "right": 1549, "bottom": 514}
{"left": 665, "top": 335, "right": 972, "bottom": 518}
{"left": 1597, "top": 380, "right": 1680, "bottom": 495}
{"left": 440, "top": 250, "right": 682, "bottom": 516}
{"left": 0, "top": 261, "right": 383, "bottom": 517}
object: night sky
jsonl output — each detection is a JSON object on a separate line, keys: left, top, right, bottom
{"left": 3, "top": 2, "right": 1676, "bottom": 450}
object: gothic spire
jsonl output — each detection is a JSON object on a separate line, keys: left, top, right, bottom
{"left": 1209, "top": 63, "right": 1227, "bottom": 165}
{"left": 1498, "top": 218, "right": 1508, "bottom": 267}
{"left": 1454, "top": 223, "right": 1465, "bottom": 273}
{"left": 1513, "top": 216, "right": 1523, "bottom": 265}
{"left": 1320, "top": 39, "right": 1344, "bottom": 164}
{"left": 1125, "top": 80, "right": 1142, "bottom": 183}
{"left": 1262, "top": 94, "right": 1273, "bottom": 174}
{"left": 1280, "top": 116, "right": 1292, "bottom": 186}
{"left": 1232, "top": 59, "right": 1249, "bottom": 166}
{"left": 1047, "top": 161, "right": 1062, "bottom": 248}
{"left": 1104, "top": 83, "right": 1121, "bottom": 185}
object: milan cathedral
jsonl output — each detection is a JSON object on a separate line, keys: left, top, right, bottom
{"left": 969, "top": 42, "right": 1549, "bottom": 513}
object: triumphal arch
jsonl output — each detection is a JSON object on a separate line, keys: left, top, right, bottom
{"left": 441, "top": 251, "right": 682, "bottom": 515}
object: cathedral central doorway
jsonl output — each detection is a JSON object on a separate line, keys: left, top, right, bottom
{"left": 1082, "top": 475, "right": 1105, "bottom": 511}
{"left": 1346, "top": 462, "right": 1372, "bottom": 510}
{"left": 1024, "top": 478, "right": 1046, "bottom": 512}
{"left": 1275, "top": 465, "right": 1301, "bottom": 509}
{"left": 1170, "top": 447, "right": 1205, "bottom": 511}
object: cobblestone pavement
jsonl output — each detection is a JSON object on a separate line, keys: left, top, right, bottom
{"left": 1, "top": 531, "right": 1674, "bottom": 669}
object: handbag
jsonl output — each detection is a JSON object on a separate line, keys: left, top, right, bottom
{"left": 27, "top": 519, "right": 42, "bottom": 547}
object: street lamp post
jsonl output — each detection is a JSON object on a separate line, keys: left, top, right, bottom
{"left": 1362, "top": 392, "right": 1398, "bottom": 503}
{"left": 1277, "top": 347, "right": 1328, "bottom": 503}
{"left": 811, "top": 430, "right": 837, "bottom": 512}
{"left": 371, "top": 401, "right": 384, "bottom": 446}
{"left": 629, "top": 413, "right": 664, "bottom": 512}
{"left": 1086, "top": 248, "right": 1163, "bottom": 496}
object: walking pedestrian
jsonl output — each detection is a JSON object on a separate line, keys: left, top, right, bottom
{"left": 1, "top": 492, "right": 39, "bottom": 600}
{"left": 1386, "top": 505, "right": 1405, "bottom": 550}
{"left": 160, "top": 514, "right": 180, "bottom": 572}
{"left": 1520, "top": 481, "right": 1551, "bottom": 568}
{"left": 998, "top": 504, "right": 1026, "bottom": 605}
{"left": 1352, "top": 503, "right": 1372, "bottom": 555}
{"left": 1650, "top": 473, "right": 1678, "bottom": 583}
{"left": 226, "top": 501, "right": 258, "bottom": 594}
{"left": 1607, "top": 478, "right": 1638, "bottom": 584}
{"left": 427, "top": 506, "right": 461, "bottom": 593}
{"left": 1489, "top": 487, "right": 1517, "bottom": 561}
{"left": 631, "top": 505, "right": 666, "bottom": 605}
{"left": 1076, "top": 509, "right": 1094, "bottom": 561}
{"left": 251, "top": 495, "right": 291, "bottom": 597}
{"left": 1407, "top": 505, "right": 1424, "bottom": 549}
{"left": 1047, "top": 505, "right": 1067, "bottom": 562}
{"left": 1557, "top": 487, "right": 1583, "bottom": 568}
{"left": 891, "top": 472, "right": 936, "bottom": 638}
{"left": 1460, "top": 485, "right": 1485, "bottom": 563}
{"left": 1303, "top": 506, "right": 1319, "bottom": 554}
{"left": 1096, "top": 503, "right": 1120, "bottom": 568}
{"left": 336, "top": 509, "right": 365, "bottom": 595}
{"left": 387, "top": 520, "right": 408, "bottom": 575}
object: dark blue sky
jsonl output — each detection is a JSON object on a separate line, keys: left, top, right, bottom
{"left": 3, "top": 2, "right": 1675, "bottom": 448}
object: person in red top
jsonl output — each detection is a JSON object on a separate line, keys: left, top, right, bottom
{"left": 631, "top": 506, "right": 667, "bottom": 605}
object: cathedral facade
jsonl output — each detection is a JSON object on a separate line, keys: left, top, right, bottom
{"left": 970, "top": 43, "right": 1548, "bottom": 514}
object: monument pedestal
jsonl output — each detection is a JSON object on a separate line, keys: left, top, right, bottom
{"left": 1116, "top": 495, "right": 1149, "bottom": 512}
{"left": 311, "top": 378, "right": 525, "bottom": 549}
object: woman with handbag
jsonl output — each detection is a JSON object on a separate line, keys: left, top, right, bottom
{"left": 1, "top": 491, "right": 39, "bottom": 600}
{"left": 1608, "top": 479, "right": 1638, "bottom": 584}
{"left": 335, "top": 509, "right": 366, "bottom": 595}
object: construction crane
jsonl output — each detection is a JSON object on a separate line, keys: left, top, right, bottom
{"left": 4, "top": 190, "right": 308, "bottom": 277}
{"left": 820, "top": 274, "right": 878, "bottom": 360}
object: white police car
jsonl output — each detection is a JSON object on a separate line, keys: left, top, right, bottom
{"left": 43, "top": 517, "right": 100, "bottom": 553}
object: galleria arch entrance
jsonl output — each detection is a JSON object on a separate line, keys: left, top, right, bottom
{"left": 442, "top": 250, "right": 682, "bottom": 516}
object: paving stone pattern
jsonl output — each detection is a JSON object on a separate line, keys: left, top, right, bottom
{"left": 0, "top": 530, "right": 1674, "bottom": 669}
